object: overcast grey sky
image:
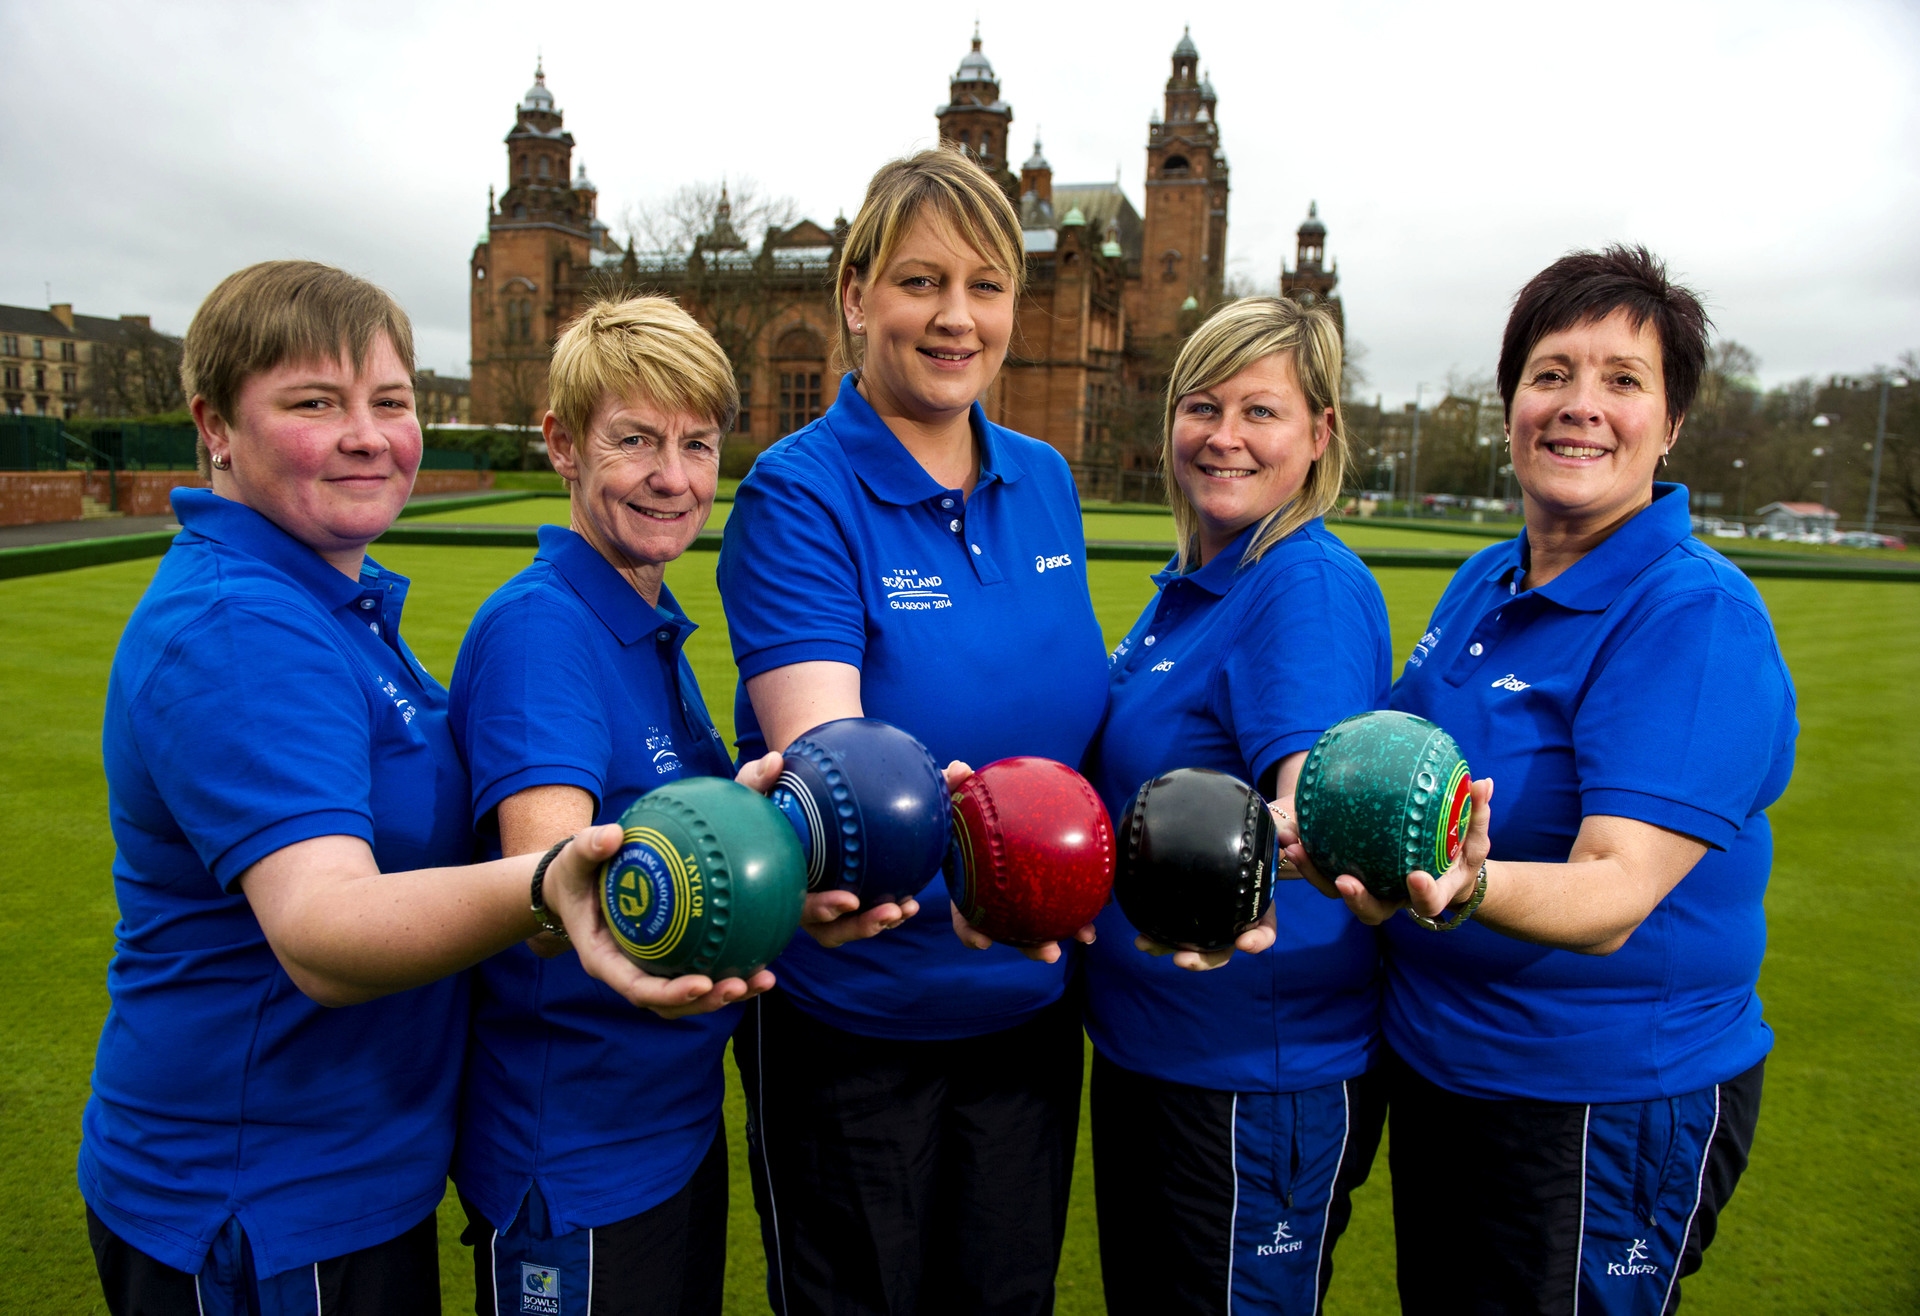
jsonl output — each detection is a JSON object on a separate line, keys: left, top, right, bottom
{"left": 3, "top": 0, "right": 1915, "bottom": 406}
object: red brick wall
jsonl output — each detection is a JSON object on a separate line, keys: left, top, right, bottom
{"left": 412, "top": 470, "right": 494, "bottom": 496}
{"left": 110, "top": 472, "right": 209, "bottom": 516}
{"left": 0, "top": 472, "right": 84, "bottom": 526}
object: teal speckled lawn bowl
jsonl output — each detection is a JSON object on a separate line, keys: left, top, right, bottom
{"left": 600, "top": 777, "right": 808, "bottom": 980}
{"left": 1295, "top": 710, "right": 1473, "bottom": 902}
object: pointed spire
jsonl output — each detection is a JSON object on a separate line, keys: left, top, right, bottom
{"left": 972, "top": 18, "right": 981, "bottom": 50}
{"left": 1023, "top": 132, "right": 1049, "bottom": 172}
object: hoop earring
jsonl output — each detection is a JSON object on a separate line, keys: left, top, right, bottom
{"left": 1661, "top": 448, "right": 1671, "bottom": 467}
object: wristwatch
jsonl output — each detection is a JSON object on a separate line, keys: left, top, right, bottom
{"left": 1407, "top": 861, "right": 1488, "bottom": 932}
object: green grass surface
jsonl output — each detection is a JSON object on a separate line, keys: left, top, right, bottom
{"left": 4, "top": 547, "right": 1914, "bottom": 1313}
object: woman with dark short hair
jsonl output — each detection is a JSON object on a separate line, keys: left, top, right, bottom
{"left": 1287, "top": 246, "right": 1798, "bottom": 1314}
{"left": 82, "top": 261, "right": 645, "bottom": 1316}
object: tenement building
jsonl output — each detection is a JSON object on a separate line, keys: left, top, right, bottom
{"left": 0, "top": 303, "right": 169, "bottom": 418}
{"left": 467, "top": 28, "right": 1327, "bottom": 466}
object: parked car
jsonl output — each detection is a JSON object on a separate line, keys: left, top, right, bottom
{"left": 1836, "top": 531, "right": 1908, "bottom": 550}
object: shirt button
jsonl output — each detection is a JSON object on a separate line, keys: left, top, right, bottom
{"left": 970, "top": 543, "right": 981, "bottom": 555}
{"left": 1144, "top": 635, "right": 1156, "bottom": 647}
{"left": 358, "top": 598, "right": 375, "bottom": 610}
{"left": 949, "top": 518, "right": 961, "bottom": 532}
{"left": 940, "top": 498, "right": 955, "bottom": 510}
{"left": 1470, "top": 642, "right": 1484, "bottom": 656}
{"left": 368, "top": 622, "right": 381, "bottom": 635}
{"left": 657, "top": 630, "right": 671, "bottom": 642}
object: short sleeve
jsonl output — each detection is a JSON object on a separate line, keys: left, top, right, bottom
{"left": 453, "top": 592, "right": 612, "bottom": 827}
{"left": 716, "top": 460, "right": 867, "bottom": 679}
{"left": 133, "top": 602, "right": 376, "bottom": 889}
{"left": 1573, "top": 588, "right": 1794, "bottom": 848}
{"left": 1218, "top": 557, "right": 1391, "bottom": 783}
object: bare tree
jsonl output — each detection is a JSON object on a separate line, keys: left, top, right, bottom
{"left": 618, "top": 178, "right": 800, "bottom": 256}
{"left": 87, "top": 324, "right": 185, "bottom": 417}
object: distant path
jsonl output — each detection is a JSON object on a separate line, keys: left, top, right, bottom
{"left": 0, "top": 489, "right": 502, "bottom": 549}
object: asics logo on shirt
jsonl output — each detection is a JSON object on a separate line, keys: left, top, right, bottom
{"left": 1490, "top": 673, "right": 1531, "bottom": 692}
{"left": 1606, "top": 1238, "right": 1658, "bottom": 1278}
{"left": 1257, "top": 1219, "right": 1303, "bottom": 1257}
{"left": 1035, "top": 552, "right": 1073, "bottom": 573}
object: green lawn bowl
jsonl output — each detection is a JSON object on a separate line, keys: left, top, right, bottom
{"left": 1295, "top": 710, "right": 1473, "bottom": 902}
{"left": 600, "top": 777, "right": 808, "bottom": 981}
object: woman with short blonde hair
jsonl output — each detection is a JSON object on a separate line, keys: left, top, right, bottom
{"left": 1082, "top": 295, "right": 1393, "bottom": 1314}
{"left": 718, "top": 148, "right": 1109, "bottom": 1316}
{"left": 449, "top": 295, "right": 781, "bottom": 1316}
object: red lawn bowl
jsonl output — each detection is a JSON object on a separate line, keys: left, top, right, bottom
{"left": 950, "top": 757, "right": 1115, "bottom": 947}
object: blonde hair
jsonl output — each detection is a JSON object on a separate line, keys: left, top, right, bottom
{"left": 1164, "top": 296, "right": 1350, "bottom": 571}
{"left": 833, "top": 147, "right": 1025, "bottom": 372}
{"left": 548, "top": 296, "right": 738, "bottom": 444}
{"left": 181, "top": 260, "right": 414, "bottom": 476}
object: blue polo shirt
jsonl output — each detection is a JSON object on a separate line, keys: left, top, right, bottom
{"left": 449, "top": 524, "right": 738, "bottom": 1234}
{"left": 716, "top": 376, "right": 1110, "bottom": 1040}
{"left": 1084, "top": 519, "right": 1392, "bottom": 1093}
{"left": 1387, "top": 484, "right": 1797, "bottom": 1102}
{"left": 81, "top": 488, "right": 469, "bottom": 1278}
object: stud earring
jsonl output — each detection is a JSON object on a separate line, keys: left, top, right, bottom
{"left": 210, "top": 452, "right": 231, "bottom": 470}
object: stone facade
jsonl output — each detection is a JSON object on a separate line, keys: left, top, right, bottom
{"left": 0, "top": 304, "right": 164, "bottom": 419}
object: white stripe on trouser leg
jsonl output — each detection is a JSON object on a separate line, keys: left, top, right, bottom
{"left": 1660, "top": 1087, "right": 1722, "bottom": 1314}
{"left": 313, "top": 1262, "right": 322, "bottom": 1314}
{"left": 1573, "top": 1106, "right": 1592, "bottom": 1314}
{"left": 1225, "top": 1093, "right": 1241, "bottom": 1316}
{"left": 757, "top": 998, "right": 790, "bottom": 1315}
{"left": 194, "top": 1274, "right": 206, "bottom": 1316}
{"left": 491, "top": 1228, "right": 502, "bottom": 1316}
{"left": 588, "top": 1226, "right": 596, "bottom": 1314}
{"left": 1311, "top": 1082, "right": 1353, "bottom": 1313}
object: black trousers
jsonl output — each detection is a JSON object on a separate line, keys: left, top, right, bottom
{"left": 733, "top": 986, "right": 1085, "bottom": 1316}
{"left": 88, "top": 1206, "right": 438, "bottom": 1316}
{"left": 1091, "top": 1051, "right": 1387, "bottom": 1316}
{"left": 1388, "top": 1050, "right": 1764, "bottom": 1316}
{"left": 460, "top": 1127, "right": 727, "bottom": 1316}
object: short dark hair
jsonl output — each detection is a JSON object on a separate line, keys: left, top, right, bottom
{"left": 1496, "top": 245, "right": 1709, "bottom": 429}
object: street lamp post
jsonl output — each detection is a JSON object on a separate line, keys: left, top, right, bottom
{"left": 1866, "top": 375, "right": 1910, "bottom": 535}
{"left": 1407, "top": 383, "right": 1425, "bottom": 517}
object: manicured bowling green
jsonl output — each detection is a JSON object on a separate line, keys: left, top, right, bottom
{"left": 4, "top": 546, "right": 1915, "bottom": 1314}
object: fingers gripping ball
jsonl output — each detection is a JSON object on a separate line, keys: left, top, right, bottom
{"left": 1114, "top": 768, "right": 1277, "bottom": 952}
{"left": 601, "top": 777, "right": 808, "bottom": 980}
{"left": 1294, "top": 710, "right": 1473, "bottom": 902}
{"left": 950, "top": 757, "right": 1115, "bottom": 947}
{"left": 770, "top": 717, "right": 951, "bottom": 909}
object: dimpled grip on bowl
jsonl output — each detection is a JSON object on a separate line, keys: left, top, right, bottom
{"left": 600, "top": 776, "right": 807, "bottom": 980}
{"left": 1113, "top": 767, "right": 1276, "bottom": 952}
{"left": 770, "top": 717, "right": 950, "bottom": 909}
{"left": 1294, "top": 710, "right": 1473, "bottom": 902}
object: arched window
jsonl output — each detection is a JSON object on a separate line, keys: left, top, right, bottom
{"left": 519, "top": 154, "right": 530, "bottom": 179}
{"left": 773, "top": 326, "right": 827, "bottom": 435}
{"left": 538, "top": 155, "right": 550, "bottom": 179}
{"left": 1162, "top": 155, "right": 1190, "bottom": 177}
